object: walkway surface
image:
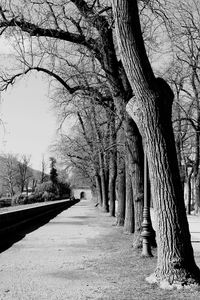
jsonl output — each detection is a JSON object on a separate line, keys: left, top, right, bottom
{"left": 1, "top": 200, "right": 200, "bottom": 300}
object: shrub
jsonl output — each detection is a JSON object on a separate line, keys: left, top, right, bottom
{"left": 28, "top": 182, "right": 57, "bottom": 203}
{"left": 11, "top": 194, "right": 28, "bottom": 206}
{"left": 34, "top": 180, "right": 71, "bottom": 200}
{"left": 35, "top": 181, "right": 57, "bottom": 195}
{"left": 9, "top": 180, "right": 71, "bottom": 206}
{"left": 42, "top": 191, "right": 56, "bottom": 201}
{"left": 26, "top": 193, "right": 43, "bottom": 204}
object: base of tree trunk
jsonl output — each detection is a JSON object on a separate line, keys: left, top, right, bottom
{"left": 116, "top": 217, "right": 124, "bottom": 226}
{"left": 146, "top": 266, "right": 200, "bottom": 290}
{"left": 101, "top": 206, "right": 109, "bottom": 213}
{"left": 195, "top": 205, "right": 200, "bottom": 215}
{"left": 123, "top": 218, "right": 134, "bottom": 233}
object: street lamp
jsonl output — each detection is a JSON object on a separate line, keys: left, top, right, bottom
{"left": 141, "top": 151, "right": 153, "bottom": 257}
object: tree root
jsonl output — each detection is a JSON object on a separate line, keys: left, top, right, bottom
{"left": 115, "top": 217, "right": 124, "bottom": 226}
{"left": 146, "top": 267, "right": 200, "bottom": 290}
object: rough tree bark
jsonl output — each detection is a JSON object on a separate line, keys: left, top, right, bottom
{"left": 124, "top": 115, "right": 143, "bottom": 238}
{"left": 99, "top": 152, "right": 109, "bottom": 212}
{"left": 124, "top": 148, "right": 134, "bottom": 233}
{"left": 186, "top": 170, "right": 193, "bottom": 215}
{"left": 111, "top": 0, "right": 200, "bottom": 288}
{"left": 116, "top": 156, "right": 126, "bottom": 226}
{"left": 195, "top": 171, "right": 200, "bottom": 214}
{"left": 108, "top": 110, "right": 117, "bottom": 217}
{"left": 95, "top": 173, "right": 102, "bottom": 206}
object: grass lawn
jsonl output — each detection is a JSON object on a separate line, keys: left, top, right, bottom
{"left": 80, "top": 210, "right": 200, "bottom": 300}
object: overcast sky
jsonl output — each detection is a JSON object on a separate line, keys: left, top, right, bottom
{"left": 0, "top": 72, "right": 58, "bottom": 171}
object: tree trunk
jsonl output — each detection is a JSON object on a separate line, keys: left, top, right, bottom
{"left": 186, "top": 171, "right": 192, "bottom": 215}
{"left": 101, "top": 172, "right": 108, "bottom": 212}
{"left": 124, "top": 152, "right": 134, "bottom": 233}
{"left": 124, "top": 115, "right": 144, "bottom": 245}
{"left": 195, "top": 171, "right": 200, "bottom": 214}
{"left": 99, "top": 152, "right": 109, "bottom": 212}
{"left": 109, "top": 170, "right": 116, "bottom": 216}
{"left": 124, "top": 115, "right": 157, "bottom": 247}
{"left": 95, "top": 174, "right": 102, "bottom": 207}
{"left": 193, "top": 129, "right": 200, "bottom": 214}
{"left": 112, "top": 0, "right": 200, "bottom": 288}
{"left": 116, "top": 157, "right": 126, "bottom": 226}
{"left": 108, "top": 111, "right": 117, "bottom": 217}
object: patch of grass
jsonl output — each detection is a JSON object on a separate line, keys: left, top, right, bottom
{"left": 81, "top": 209, "right": 200, "bottom": 300}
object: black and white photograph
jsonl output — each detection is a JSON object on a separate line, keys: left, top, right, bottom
{"left": 0, "top": 1, "right": 200, "bottom": 299}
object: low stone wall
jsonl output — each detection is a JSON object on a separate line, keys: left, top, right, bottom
{"left": 0, "top": 199, "right": 79, "bottom": 238}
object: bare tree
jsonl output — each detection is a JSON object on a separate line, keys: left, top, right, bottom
{"left": 40, "top": 155, "right": 48, "bottom": 183}
{"left": 111, "top": 0, "right": 200, "bottom": 288}
{"left": 0, "top": 153, "right": 18, "bottom": 196}
{"left": 16, "top": 154, "right": 32, "bottom": 194}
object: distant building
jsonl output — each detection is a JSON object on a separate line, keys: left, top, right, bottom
{"left": 72, "top": 186, "right": 92, "bottom": 200}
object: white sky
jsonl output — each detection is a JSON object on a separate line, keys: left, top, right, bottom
{"left": 0, "top": 73, "right": 58, "bottom": 171}
{"left": 0, "top": 36, "right": 76, "bottom": 172}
